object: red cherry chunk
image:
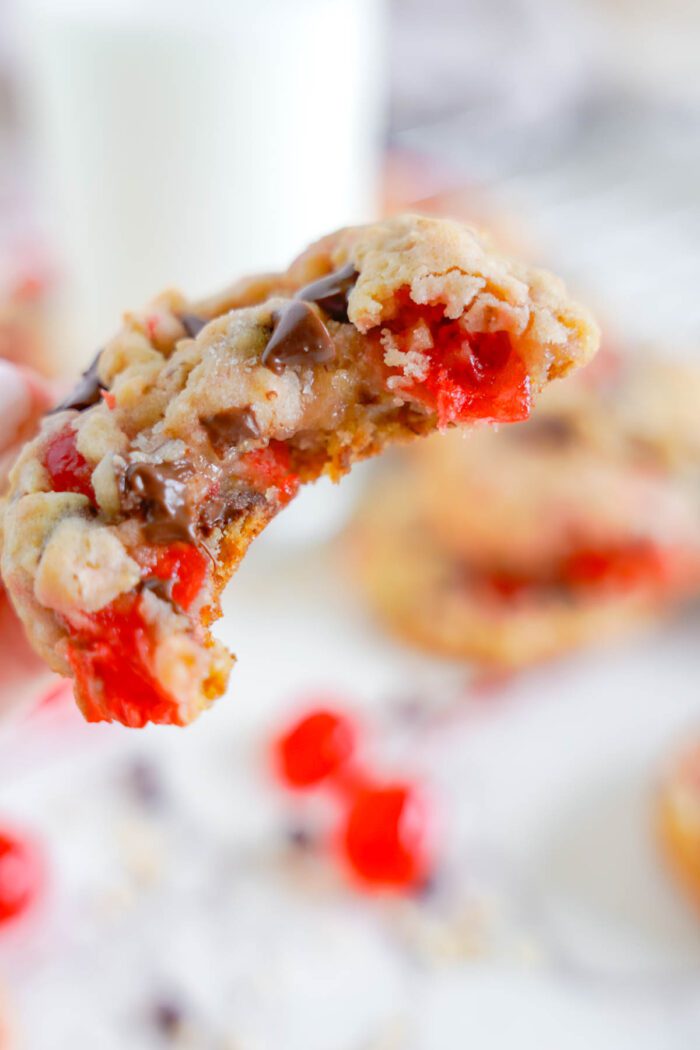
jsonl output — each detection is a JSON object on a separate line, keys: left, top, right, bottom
{"left": 45, "top": 426, "right": 94, "bottom": 501}
{"left": 562, "top": 541, "right": 668, "bottom": 592}
{"left": 0, "top": 829, "right": 42, "bottom": 926}
{"left": 239, "top": 441, "right": 299, "bottom": 505}
{"left": 381, "top": 293, "right": 531, "bottom": 428}
{"left": 274, "top": 709, "right": 356, "bottom": 788}
{"left": 66, "top": 594, "right": 181, "bottom": 727}
{"left": 341, "top": 783, "right": 431, "bottom": 889}
{"left": 148, "top": 543, "right": 207, "bottom": 610}
{"left": 422, "top": 328, "right": 531, "bottom": 428}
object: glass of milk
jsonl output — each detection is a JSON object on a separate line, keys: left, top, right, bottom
{"left": 17, "top": 0, "right": 387, "bottom": 370}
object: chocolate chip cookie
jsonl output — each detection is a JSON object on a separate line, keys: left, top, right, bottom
{"left": 351, "top": 353, "right": 700, "bottom": 667}
{"left": 1, "top": 215, "right": 598, "bottom": 725}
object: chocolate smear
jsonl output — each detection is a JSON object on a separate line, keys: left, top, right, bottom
{"left": 261, "top": 300, "right": 335, "bottom": 374}
{"left": 179, "top": 313, "right": 208, "bottom": 339}
{"left": 295, "top": 261, "right": 358, "bottom": 322}
{"left": 201, "top": 407, "right": 260, "bottom": 455}
{"left": 122, "top": 460, "right": 196, "bottom": 544}
{"left": 49, "top": 352, "right": 105, "bottom": 414}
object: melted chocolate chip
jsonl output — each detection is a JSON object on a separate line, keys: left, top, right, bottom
{"left": 200, "top": 485, "right": 264, "bottom": 533}
{"left": 201, "top": 407, "right": 260, "bottom": 455}
{"left": 295, "top": 261, "right": 358, "bottom": 322}
{"left": 261, "top": 300, "right": 335, "bottom": 374}
{"left": 179, "top": 313, "right": 208, "bottom": 339}
{"left": 49, "top": 352, "right": 105, "bottom": 414}
{"left": 142, "top": 574, "right": 177, "bottom": 605}
{"left": 122, "top": 460, "right": 196, "bottom": 544}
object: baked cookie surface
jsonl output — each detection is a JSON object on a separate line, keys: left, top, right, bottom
{"left": 352, "top": 353, "right": 700, "bottom": 667}
{"left": 1, "top": 215, "right": 598, "bottom": 725}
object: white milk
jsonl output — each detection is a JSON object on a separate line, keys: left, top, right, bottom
{"left": 18, "top": 0, "right": 386, "bottom": 369}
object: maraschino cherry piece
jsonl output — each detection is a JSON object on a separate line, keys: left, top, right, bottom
{"left": 44, "top": 426, "right": 94, "bottom": 501}
{"left": 340, "top": 782, "right": 431, "bottom": 890}
{"left": 240, "top": 441, "right": 299, "bottom": 505}
{"left": 147, "top": 543, "right": 207, "bottom": 610}
{"left": 273, "top": 708, "right": 357, "bottom": 789}
{"left": 0, "top": 829, "right": 43, "bottom": 926}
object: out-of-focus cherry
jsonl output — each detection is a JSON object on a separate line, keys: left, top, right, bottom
{"left": 273, "top": 708, "right": 357, "bottom": 789}
{"left": 340, "top": 782, "right": 431, "bottom": 890}
{"left": 0, "top": 829, "right": 43, "bottom": 926}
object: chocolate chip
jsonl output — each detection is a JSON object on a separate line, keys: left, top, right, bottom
{"left": 392, "top": 695, "right": 428, "bottom": 724}
{"left": 142, "top": 574, "right": 177, "bottom": 604}
{"left": 125, "top": 758, "right": 163, "bottom": 807}
{"left": 152, "top": 998, "right": 185, "bottom": 1039}
{"left": 122, "top": 460, "right": 196, "bottom": 545}
{"left": 199, "top": 485, "right": 264, "bottom": 533}
{"left": 261, "top": 300, "right": 335, "bottom": 374}
{"left": 286, "top": 824, "right": 317, "bottom": 851}
{"left": 200, "top": 407, "right": 260, "bottom": 455}
{"left": 49, "top": 352, "right": 105, "bottom": 414}
{"left": 295, "top": 261, "right": 358, "bottom": 322}
{"left": 413, "top": 873, "right": 439, "bottom": 899}
{"left": 179, "top": 313, "right": 208, "bottom": 339}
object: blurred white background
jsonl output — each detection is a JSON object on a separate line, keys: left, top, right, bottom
{"left": 0, "top": 2, "right": 700, "bottom": 1048}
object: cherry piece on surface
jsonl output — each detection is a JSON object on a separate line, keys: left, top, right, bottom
{"left": 273, "top": 708, "right": 357, "bottom": 789}
{"left": 340, "top": 782, "right": 432, "bottom": 890}
{"left": 0, "top": 829, "right": 43, "bottom": 926}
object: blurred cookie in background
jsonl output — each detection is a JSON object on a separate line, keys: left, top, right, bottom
{"left": 349, "top": 351, "right": 700, "bottom": 667}
{"left": 658, "top": 737, "right": 700, "bottom": 913}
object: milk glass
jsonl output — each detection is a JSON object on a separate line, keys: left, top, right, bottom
{"left": 17, "top": 0, "right": 386, "bottom": 370}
